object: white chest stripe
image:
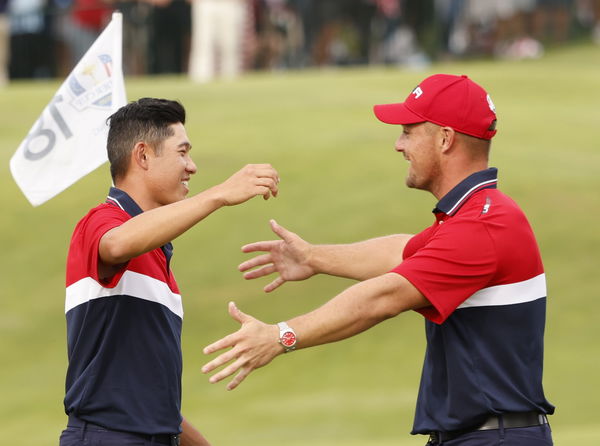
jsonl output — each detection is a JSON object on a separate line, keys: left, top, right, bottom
{"left": 458, "top": 273, "right": 546, "bottom": 309}
{"left": 65, "top": 270, "right": 183, "bottom": 318}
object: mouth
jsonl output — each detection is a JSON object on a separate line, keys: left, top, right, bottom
{"left": 181, "top": 180, "right": 190, "bottom": 189}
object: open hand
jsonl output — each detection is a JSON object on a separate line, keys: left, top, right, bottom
{"left": 239, "top": 220, "right": 315, "bottom": 292}
{"left": 202, "top": 302, "right": 283, "bottom": 390}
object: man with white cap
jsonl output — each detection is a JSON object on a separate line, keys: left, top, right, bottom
{"left": 202, "top": 74, "right": 555, "bottom": 445}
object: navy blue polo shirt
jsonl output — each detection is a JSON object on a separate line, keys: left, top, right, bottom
{"left": 392, "top": 168, "right": 555, "bottom": 434}
{"left": 64, "top": 188, "right": 183, "bottom": 435}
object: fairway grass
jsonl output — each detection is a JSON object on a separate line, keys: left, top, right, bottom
{"left": 1, "top": 42, "right": 599, "bottom": 445}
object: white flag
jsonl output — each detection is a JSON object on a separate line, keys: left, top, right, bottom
{"left": 10, "top": 12, "right": 127, "bottom": 206}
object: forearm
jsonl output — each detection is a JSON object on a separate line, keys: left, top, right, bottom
{"left": 309, "top": 234, "right": 413, "bottom": 281}
{"left": 289, "top": 272, "right": 427, "bottom": 348}
{"left": 100, "top": 187, "right": 224, "bottom": 264}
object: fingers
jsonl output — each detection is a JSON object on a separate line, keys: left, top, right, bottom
{"left": 201, "top": 347, "right": 238, "bottom": 375}
{"left": 203, "top": 332, "right": 237, "bottom": 356}
{"left": 241, "top": 241, "right": 279, "bottom": 254}
{"left": 239, "top": 221, "right": 293, "bottom": 257}
{"left": 247, "top": 165, "right": 280, "bottom": 198}
{"left": 243, "top": 264, "right": 277, "bottom": 280}
{"left": 269, "top": 219, "right": 294, "bottom": 242}
{"left": 258, "top": 184, "right": 277, "bottom": 201}
{"left": 264, "top": 276, "right": 286, "bottom": 293}
{"left": 227, "top": 366, "right": 253, "bottom": 391}
{"left": 228, "top": 301, "right": 249, "bottom": 324}
{"left": 241, "top": 266, "right": 286, "bottom": 290}
{"left": 207, "top": 356, "right": 246, "bottom": 384}
{"left": 223, "top": 164, "right": 279, "bottom": 205}
{"left": 204, "top": 355, "right": 254, "bottom": 391}
{"left": 239, "top": 253, "right": 272, "bottom": 271}
{"left": 249, "top": 164, "right": 280, "bottom": 183}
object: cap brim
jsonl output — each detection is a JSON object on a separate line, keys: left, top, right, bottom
{"left": 373, "top": 103, "right": 425, "bottom": 125}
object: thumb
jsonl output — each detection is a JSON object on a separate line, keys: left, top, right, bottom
{"left": 228, "top": 301, "right": 249, "bottom": 324}
{"left": 270, "top": 219, "right": 295, "bottom": 243}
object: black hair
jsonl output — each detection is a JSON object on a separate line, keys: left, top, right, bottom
{"left": 106, "top": 98, "right": 186, "bottom": 182}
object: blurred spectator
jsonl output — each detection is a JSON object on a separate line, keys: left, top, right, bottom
{"left": 533, "top": 0, "right": 573, "bottom": 44}
{"left": 593, "top": 0, "right": 600, "bottom": 42}
{"left": 371, "top": 0, "right": 428, "bottom": 67}
{"left": 435, "top": 0, "right": 468, "bottom": 57}
{"left": 253, "top": 0, "right": 304, "bottom": 70}
{"left": 189, "top": 0, "right": 247, "bottom": 82}
{"left": 573, "top": 0, "right": 600, "bottom": 41}
{"left": 460, "top": 0, "right": 542, "bottom": 59}
{"left": 288, "top": 0, "right": 311, "bottom": 66}
{"left": 310, "top": 0, "right": 378, "bottom": 66}
{"left": 117, "top": 0, "right": 152, "bottom": 75}
{"left": 63, "top": 0, "right": 113, "bottom": 67}
{"left": 349, "top": 0, "right": 378, "bottom": 64}
{"left": 493, "top": 0, "right": 542, "bottom": 60}
{"left": 50, "top": 0, "right": 74, "bottom": 77}
{"left": 2, "top": 0, "right": 593, "bottom": 80}
{"left": 371, "top": 0, "right": 403, "bottom": 61}
{"left": 147, "top": 0, "right": 190, "bottom": 74}
{"left": 9, "top": 0, "right": 54, "bottom": 78}
{"left": 0, "top": 0, "right": 8, "bottom": 85}
{"left": 307, "top": 0, "right": 339, "bottom": 66}
{"left": 403, "top": 0, "right": 435, "bottom": 55}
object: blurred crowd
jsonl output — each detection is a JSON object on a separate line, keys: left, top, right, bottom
{"left": 1, "top": 0, "right": 599, "bottom": 85}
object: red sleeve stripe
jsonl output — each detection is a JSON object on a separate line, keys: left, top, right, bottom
{"left": 66, "top": 270, "right": 183, "bottom": 318}
{"left": 458, "top": 273, "right": 546, "bottom": 309}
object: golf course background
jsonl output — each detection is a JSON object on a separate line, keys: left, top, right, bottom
{"left": 0, "top": 42, "right": 599, "bottom": 445}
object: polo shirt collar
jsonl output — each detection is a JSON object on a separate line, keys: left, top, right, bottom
{"left": 106, "top": 187, "right": 143, "bottom": 218}
{"left": 434, "top": 167, "right": 498, "bottom": 216}
{"left": 105, "top": 187, "right": 174, "bottom": 264}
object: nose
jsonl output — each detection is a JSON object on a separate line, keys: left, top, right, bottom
{"left": 186, "top": 156, "right": 197, "bottom": 175}
{"left": 394, "top": 136, "right": 405, "bottom": 153}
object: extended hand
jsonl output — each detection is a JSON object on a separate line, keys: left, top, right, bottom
{"left": 239, "top": 219, "right": 315, "bottom": 292}
{"left": 215, "top": 164, "right": 280, "bottom": 206}
{"left": 202, "top": 302, "right": 283, "bottom": 390}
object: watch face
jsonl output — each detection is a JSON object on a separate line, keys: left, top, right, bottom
{"left": 281, "top": 331, "right": 296, "bottom": 347}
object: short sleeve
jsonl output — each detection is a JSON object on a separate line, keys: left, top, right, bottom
{"left": 66, "top": 205, "right": 130, "bottom": 288}
{"left": 392, "top": 219, "right": 497, "bottom": 324}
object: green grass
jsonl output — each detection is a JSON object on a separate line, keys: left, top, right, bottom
{"left": 1, "top": 42, "right": 599, "bottom": 445}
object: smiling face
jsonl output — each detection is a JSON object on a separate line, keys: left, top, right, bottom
{"left": 394, "top": 122, "right": 442, "bottom": 193}
{"left": 145, "top": 122, "right": 197, "bottom": 208}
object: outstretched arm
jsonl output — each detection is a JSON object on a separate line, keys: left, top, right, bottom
{"left": 202, "top": 272, "right": 429, "bottom": 390}
{"left": 239, "top": 219, "right": 413, "bottom": 291}
{"left": 98, "top": 164, "right": 279, "bottom": 279}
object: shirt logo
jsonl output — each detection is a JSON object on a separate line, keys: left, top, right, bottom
{"left": 412, "top": 86, "right": 423, "bottom": 99}
{"left": 487, "top": 94, "right": 496, "bottom": 112}
{"left": 481, "top": 197, "right": 492, "bottom": 215}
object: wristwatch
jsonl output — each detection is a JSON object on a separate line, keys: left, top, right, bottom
{"left": 277, "top": 321, "right": 297, "bottom": 352}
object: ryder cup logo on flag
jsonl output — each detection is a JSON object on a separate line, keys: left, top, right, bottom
{"left": 10, "top": 12, "right": 126, "bottom": 206}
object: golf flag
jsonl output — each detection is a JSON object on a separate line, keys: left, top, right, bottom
{"left": 10, "top": 12, "right": 127, "bottom": 206}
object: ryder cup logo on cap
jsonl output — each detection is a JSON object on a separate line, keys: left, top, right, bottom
{"left": 373, "top": 74, "right": 498, "bottom": 140}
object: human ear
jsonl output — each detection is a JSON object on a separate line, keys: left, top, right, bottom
{"left": 440, "top": 127, "right": 455, "bottom": 153}
{"left": 132, "top": 142, "right": 150, "bottom": 170}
